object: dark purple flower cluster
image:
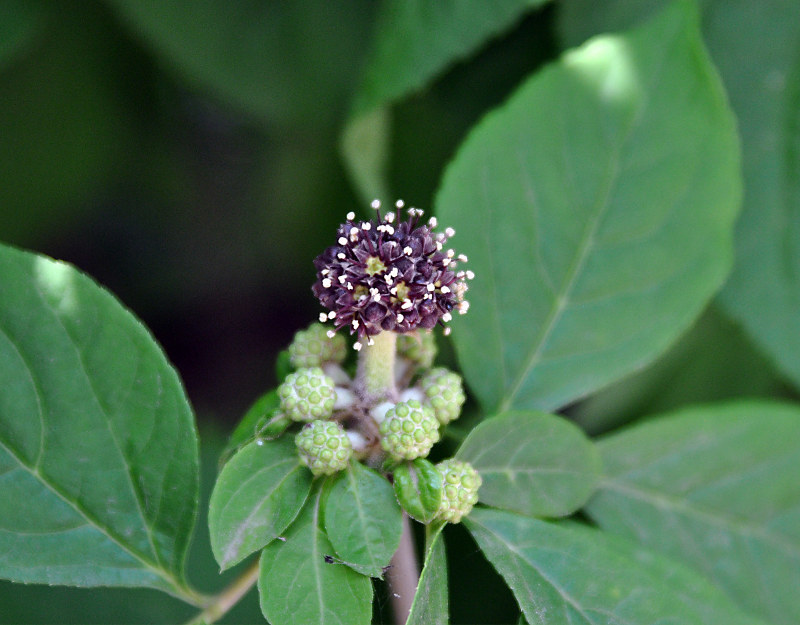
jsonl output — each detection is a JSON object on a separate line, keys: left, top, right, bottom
{"left": 312, "top": 201, "right": 472, "bottom": 349}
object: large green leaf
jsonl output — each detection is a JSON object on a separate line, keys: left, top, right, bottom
{"left": 324, "top": 461, "right": 402, "bottom": 577}
{"left": 0, "top": 246, "right": 199, "bottom": 594}
{"left": 435, "top": 0, "right": 740, "bottom": 413}
{"left": 208, "top": 438, "right": 311, "bottom": 570}
{"left": 465, "top": 508, "right": 766, "bottom": 625}
{"left": 585, "top": 401, "right": 800, "bottom": 625}
{"left": 343, "top": 0, "right": 546, "bottom": 202}
{"left": 107, "top": 0, "right": 371, "bottom": 128}
{"left": 558, "top": 2, "right": 800, "bottom": 392}
{"left": 259, "top": 486, "right": 373, "bottom": 625}
{"left": 406, "top": 525, "right": 448, "bottom": 625}
{"left": 457, "top": 411, "right": 601, "bottom": 517}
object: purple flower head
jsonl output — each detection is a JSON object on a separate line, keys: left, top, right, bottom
{"left": 313, "top": 200, "right": 473, "bottom": 348}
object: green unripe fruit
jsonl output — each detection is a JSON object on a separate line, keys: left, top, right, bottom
{"left": 435, "top": 459, "right": 481, "bottom": 523}
{"left": 288, "top": 323, "right": 347, "bottom": 368}
{"left": 295, "top": 420, "right": 352, "bottom": 476}
{"left": 419, "top": 367, "right": 465, "bottom": 424}
{"left": 278, "top": 367, "right": 336, "bottom": 422}
{"left": 379, "top": 399, "right": 439, "bottom": 460}
{"left": 397, "top": 330, "right": 437, "bottom": 369}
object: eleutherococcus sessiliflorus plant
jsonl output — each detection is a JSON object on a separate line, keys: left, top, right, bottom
{"left": 2, "top": 3, "right": 800, "bottom": 624}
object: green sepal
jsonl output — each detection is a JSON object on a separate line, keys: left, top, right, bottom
{"left": 393, "top": 459, "right": 443, "bottom": 524}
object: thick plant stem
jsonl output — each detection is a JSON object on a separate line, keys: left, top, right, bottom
{"left": 388, "top": 512, "right": 420, "bottom": 625}
{"left": 355, "top": 330, "right": 398, "bottom": 403}
{"left": 182, "top": 558, "right": 260, "bottom": 625}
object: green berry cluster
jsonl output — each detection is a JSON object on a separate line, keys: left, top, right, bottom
{"left": 278, "top": 367, "right": 336, "bottom": 422}
{"left": 379, "top": 399, "right": 440, "bottom": 460}
{"left": 435, "top": 459, "right": 482, "bottom": 523}
{"left": 288, "top": 322, "right": 346, "bottom": 368}
{"left": 419, "top": 367, "right": 465, "bottom": 425}
{"left": 295, "top": 420, "right": 352, "bottom": 476}
{"left": 397, "top": 330, "right": 437, "bottom": 370}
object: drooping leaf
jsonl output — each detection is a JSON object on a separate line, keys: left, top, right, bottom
{"left": 465, "top": 508, "right": 766, "bottom": 625}
{"left": 0, "top": 246, "right": 199, "bottom": 593}
{"left": 324, "top": 461, "right": 403, "bottom": 577}
{"left": 107, "top": 0, "right": 372, "bottom": 128}
{"left": 208, "top": 438, "right": 311, "bottom": 570}
{"left": 406, "top": 525, "right": 448, "bottom": 625}
{"left": 558, "top": 1, "right": 800, "bottom": 393}
{"left": 393, "top": 458, "right": 443, "bottom": 524}
{"left": 343, "top": 0, "right": 547, "bottom": 202}
{"left": 456, "top": 411, "right": 601, "bottom": 517}
{"left": 436, "top": 0, "right": 740, "bottom": 413}
{"left": 259, "top": 486, "right": 373, "bottom": 625}
{"left": 585, "top": 401, "right": 800, "bottom": 625}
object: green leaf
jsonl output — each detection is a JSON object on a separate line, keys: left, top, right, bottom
{"left": 435, "top": 0, "right": 740, "bottom": 413}
{"left": 343, "top": 0, "right": 546, "bottom": 202}
{"left": 465, "top": 508, "right": 766, "bottom": 625}
{"left": 324, "top": 461, "right": 403, "bottom": 577}
{"left": 407, "top": 525, "right": 448, "bottom": 625}
{"left": 259, "top": 486, "right": 373, "bottom": 625}
{"left": 393, "top": 459, "right": 443, "bottom": 524}
{"left": 107, "top": 0, "right": 371, "bottom": 128}
{"left": 585, "top": 401, "right": 800, "bottom": 625}
{"left": 559, "top": 2, "right": 800, "bottom": 393}
{"left": 0, "top": 246, "right": 199, "bottom": 593}
{"left": 456, "top": 411, "right": 601, "bottom": 517}
{"left": 220, "top": 390, "right": 287, "bottom": 465}
{"left": 208, "top": 438, "right": 312, "bottom": 570}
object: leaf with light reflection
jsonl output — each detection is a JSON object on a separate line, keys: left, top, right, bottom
{"left": 436, "top": 0, "right": 741, "bottom": 413}
{"left": 0, "top": 245, "right": 199, "bottom": 594}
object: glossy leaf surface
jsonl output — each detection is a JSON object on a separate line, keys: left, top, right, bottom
{"left": 259, "top": 487, "right": 373, "bottom": 625}
{"left": 466, "top": 508, "right": 765, "bottom": 625}
{"left": 586, "top": 401, "right": 800, "bottom": 625}
{"left": 436, "top": 0, "right": 740, "bottom": 413}
{"left": 208, "top": 438, "right": 311, "bottom": 570}
{"left": 558, "top": 0, "right": 800, "bottom": 392}
{"left": 0, "top": 246, "right": 198, "bottom": 592}
{"left": 457, "top": 411, "right": 601, "bottom": 517}
{"left": 325, "top": 461, "right": 402, "bottom": 577}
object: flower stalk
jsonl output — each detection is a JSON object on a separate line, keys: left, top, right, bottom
{"left": 355, "top": 330, "right": 398, "bottom": 403}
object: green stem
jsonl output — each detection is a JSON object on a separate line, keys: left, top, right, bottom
{"left": 181, "top": 558, "right": 261, "bottom": 625}
{"left": 355, "top": 330, "right": 398, "bottom": 403}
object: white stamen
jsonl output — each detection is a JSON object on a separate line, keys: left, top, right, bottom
{"left": 371, "top": 199, "right": 381, "bottom": 209}
{"left": 459, "top": 301, "right": 470, "bottom": 313}
{"left": 441, "top": 286, "right": 451, "bottom": 294}
{"left": 322, "top": 278, "right": 332, "bottom": 288}
{"left": 385, "top": 275, "right": 393, "bottom": 285}
{"left": 362, "top": 222, "right": 371, "bottom": 230}
{"left": 353, "top": 341, "right": 362, "bottom": 351}
{"left": 401, "top": 301, "right": 413, "bottom": 309}
{"left": 347, "top": 282, "right": 354, "bottom": 290}
{"left": 328, "top": 311, "right": 337, "bottom": 319}
{"left": 446, "top": 249, "right": 455, "bottom": 258}
{"left": 444, "top": 327, "right": 452, "bottom": 336}
{"left": 352, "top": 319, "right": 360, "bottom": 329}
{"left": 321, "top": 268, "right": 329, "bottom": 275}
{"left": 445, "top": 227, "right": 455, "bottom": 238}
{"left": 428, "top": 216, "right": 438, "bottom": 228}
{"left": 390, "top": 287, "right": 397, "bottom": 295}
{"left": 404, "top": 246, "right": 413, "bottom": 255}
{"left": 395, "top": 199, "right": 405, "bottom": 209}
{"left": 427, "top": 283, "right": 435, "bottom": 292}
{"left": 338, "top": 237, "right": 347, "bottom": 246}
{"left": 337, "top": 252, "right": 346, "bottom": 259}
{"left": 390, "top": 268, "right": 399, "bottom": 277}
{"left": 436, "top": 242, "right": 443, "bottom": 251}
{"left": 327, "top": 330, "right": 336, "bottom": 338}
{"left": 458, "top": 254, "right": 468, "bottom": 262}
{"left": 442, "top": 312, "right": 452, "bottom": 322}
{"left": 397, "top": 313, "right": 404, "bottom": 323}
{"left": 350, "top": 227, "right": 359, "bottom": 236}
{"left": 443, "top": 258, "right": 451, "bottom": 266}
{"left": 466, "top": 270, "right": 475, "bottom": 280}
{"left": 346, "top": 211, "right": 356, "bottom": 220}
{"left": 319, "top": 313, "right": 327, "bottom": 322}
{"left": 338, "top": 275, "right": 346, "bottom": 284}
{"left": 385, "top": 212, "right": 395, "bottom": 223}
{"left": 367, "top": 337, "right": 375, "bottom": 346}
